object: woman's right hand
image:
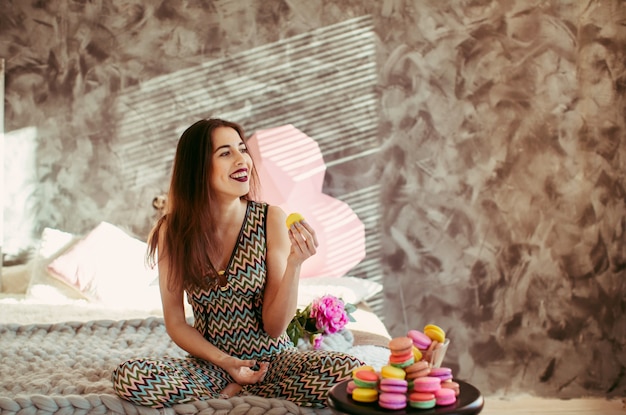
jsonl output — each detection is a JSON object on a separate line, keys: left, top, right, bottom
{"left": 222, "top": 356, "right": 269, "bottom": 385}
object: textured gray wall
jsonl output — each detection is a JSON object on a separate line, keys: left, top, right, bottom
{"left": 1, "top": 0, "right": 625, "bottom": 399}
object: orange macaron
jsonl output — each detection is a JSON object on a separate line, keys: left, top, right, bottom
{"left": 405, "top": 360, "right": 431, "bottom": 380}
{"left": 389, "top": 350, "right": 414, "bottom": 368}
{"left": 388, "top": 336, "right": 413, "bottom": 356}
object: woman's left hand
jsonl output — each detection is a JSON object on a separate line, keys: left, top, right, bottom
{"left": 287, "top": 220, "right": 319, "bottom": 264}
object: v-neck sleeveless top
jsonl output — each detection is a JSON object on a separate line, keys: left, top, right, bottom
{"left": 187, "top": 201, "right": 294, "bottom": 360}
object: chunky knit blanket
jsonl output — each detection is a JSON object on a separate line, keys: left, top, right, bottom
{"left": 0, "top": 318, "right": 389, "bottom": 415}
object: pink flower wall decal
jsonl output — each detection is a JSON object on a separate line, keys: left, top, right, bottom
{"left": 248, "top": 125, "right": 366, "bottom": 279}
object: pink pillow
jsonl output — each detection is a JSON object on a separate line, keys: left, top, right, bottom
{"left": 46, "top": 222, "right": 158, "bottom": 304}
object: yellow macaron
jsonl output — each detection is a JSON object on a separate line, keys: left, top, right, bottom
{"left": 424, "top": 324, "right": 446, "bottom": 343}
{"left": 412, "top": 345, "right": 423, "bottom": 362}
{"left": 380, "top": 365, "right": 406, "bottom": 380}
{"left": 285, "top": 212, "right": 305, "bottom": 228}
{"left": 352, "top": 387, "right": 378, "bottom": 403}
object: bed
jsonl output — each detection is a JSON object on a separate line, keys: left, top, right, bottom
{"left": 0, "top": 223, "right": 391, "bottom": 415}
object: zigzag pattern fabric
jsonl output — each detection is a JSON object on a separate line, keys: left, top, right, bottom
{"left": 189, "top": 201, "right": 293, "bottom": 359}
{"left": 242, "top": 348, "right": 363, "bottom": 407}
{"left": 112, "top": 201, "right": 364, "bottom": 408}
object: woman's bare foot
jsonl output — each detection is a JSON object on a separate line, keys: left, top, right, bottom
{"left": 220, "top": 383, "right": 242, "bottom": 398}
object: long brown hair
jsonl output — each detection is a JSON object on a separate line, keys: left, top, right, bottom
{"left": 147, "top": 118, "right": 260, "bottom": 292}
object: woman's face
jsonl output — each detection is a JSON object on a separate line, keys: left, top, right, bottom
{"left": 210, "top": 126, "right": 253, "bottom": 199}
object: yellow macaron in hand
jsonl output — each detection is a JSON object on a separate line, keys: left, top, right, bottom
{"left": 285, "top": 212, "right": 305, "bottom": 228}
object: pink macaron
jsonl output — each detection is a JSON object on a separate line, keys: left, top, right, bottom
{"left": 346, "top": 380, "right": 357, "bottom": 395}
{"left": 407, "top": 329, "right": 432, "bottom": 350}
{"left": 435, "top": 387, "right": 457, "bottom": 406}
{"left": 442, "top": 380, "right": 461, "bottom": 396}
{"left": 379, "top": 378, "right": 408, "bottom": 394}
{"left": 378, "top": 392, "right": 407, "bottom": 410}
{"left": 413, "top": 376, "right": 441, "bottom": 393}
{"left": 430, "top": 367, "right": 453, "bottom": 382}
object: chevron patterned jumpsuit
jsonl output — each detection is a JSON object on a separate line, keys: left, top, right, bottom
{"left": 111, "top": 201, "right": 364, "bottom": 408}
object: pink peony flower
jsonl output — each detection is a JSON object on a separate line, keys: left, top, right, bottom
{"left": 310, "top": 295, "right": 349, "bottom": 335}
{"left": 286, "top": 294, "right": 355, "bottom": 348}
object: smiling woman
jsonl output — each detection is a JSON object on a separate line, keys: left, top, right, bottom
{"left": 111, "top": 118, "right": 366, "bottom": 409}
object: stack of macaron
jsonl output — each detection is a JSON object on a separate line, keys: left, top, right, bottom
{"left": 388, "top": 336, "right": 415, "bottom": 369}
{"left": 349, "top": 366, "right": 379, "bottom": 404}
{"left": 378, "top": 370, "right": 408, "bottom": 410}
{"left": 346, "top": 323, "right": 460, "bottom": 410}
{"left": 410, "top": 376, "right": 441, "bottom": 409}
{"left": 409, "top": 324, "right": 459, "bottom": 408}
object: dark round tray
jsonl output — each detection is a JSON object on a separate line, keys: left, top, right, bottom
{"left": 327, "top": 379, "right": 484, "bottom": 415}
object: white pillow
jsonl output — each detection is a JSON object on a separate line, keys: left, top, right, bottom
{"left": 297, "top": 276, "right": 382, "bottom": 307}
{"left": 45, "top": 222, "right": 158, "bottom": 306}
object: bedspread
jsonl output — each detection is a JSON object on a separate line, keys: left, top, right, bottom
{"left": 0, "top": 317, "right": 390, "bottom": 415}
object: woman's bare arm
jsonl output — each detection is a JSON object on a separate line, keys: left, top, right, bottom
{"left": 262, "top": 205, "right": 318, "bottom": 337}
